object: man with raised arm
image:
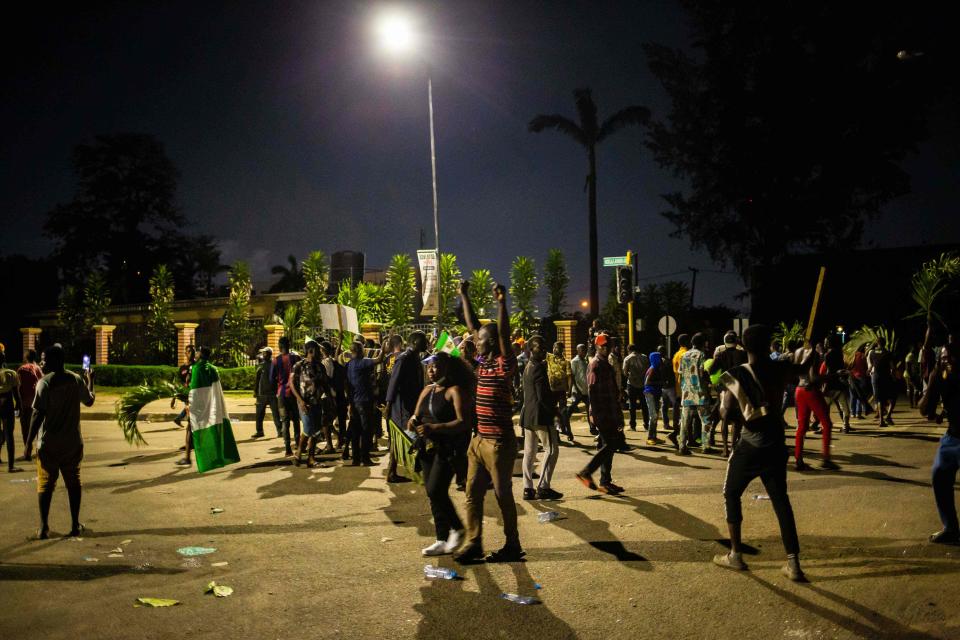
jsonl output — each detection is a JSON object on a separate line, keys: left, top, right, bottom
{"left": 453, "top": 280, "right": 525, "bottom": 564}
{"left": 713, "top": 324, "right": 816, "bottom": 581}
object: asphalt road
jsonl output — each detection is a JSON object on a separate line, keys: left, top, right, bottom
{"left": 0, "top": 396, "right": 957, "bottom": 639}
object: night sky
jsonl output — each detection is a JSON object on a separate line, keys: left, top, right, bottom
{"left": 3, "top": 1, "right": 959, "bottom": 312}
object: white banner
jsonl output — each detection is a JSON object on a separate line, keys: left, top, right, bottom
{"left": 418, "top": 249, "right": 439, "bottom": 317}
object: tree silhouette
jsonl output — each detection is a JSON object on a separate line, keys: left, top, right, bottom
{"left": 268, "top": 254, "right": 306, "bottom": 293}
{"left": 44, "top": 133, "right": 183, "bottom": 303}
{"left": 644, "top": 2, "right": 937, "bottom": 283}
{"left": 529, "top": 89, "right": 650, "bottom": 318}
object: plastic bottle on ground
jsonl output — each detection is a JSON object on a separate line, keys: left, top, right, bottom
{"left": 501, "top": 593, "right": 540, "bottom": 605}
{"left": 538, "top": 511, "right": 560, "bottom": 523}
{"left": 424, "top": 565, "right": 458, "bottom": 580}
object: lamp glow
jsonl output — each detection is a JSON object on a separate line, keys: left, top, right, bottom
{"left": 374, "top": 9, "right": 417, "bottom": 55}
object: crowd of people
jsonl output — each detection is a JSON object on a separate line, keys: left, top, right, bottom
{"left": 1, "top": 290, "right": 958, "bottom": 576}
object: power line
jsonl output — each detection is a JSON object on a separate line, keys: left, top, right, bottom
{"left": 634, "top": 270, "right": 688, "bottom": 282}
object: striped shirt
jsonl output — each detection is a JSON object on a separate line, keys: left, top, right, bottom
{"left": 476, "top": 353, "right": 517, "bottom": 438}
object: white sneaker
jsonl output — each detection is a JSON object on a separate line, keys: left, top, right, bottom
{"left": 422, "top": 540, "right": 448, "bottom": 556}
{"left": 443, "top": 529, "right": 464, "bottom": 554}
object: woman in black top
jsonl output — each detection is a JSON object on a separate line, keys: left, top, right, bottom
{"left": 408, "top": 352, "right": 469, "bottom": 557}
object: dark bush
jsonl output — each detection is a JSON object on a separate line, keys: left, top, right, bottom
{"left": 66, "top": 364, "right": 255, "bottom": 390}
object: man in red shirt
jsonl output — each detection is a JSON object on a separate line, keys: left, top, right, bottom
{"left": 576, "top": 334, "right": 625, "bottom": 494}
{"left": 17, "top": 350, "right": 44, "bottom": 461}
{"left": 454, "top": 280, "right": 525, "bottom": 564}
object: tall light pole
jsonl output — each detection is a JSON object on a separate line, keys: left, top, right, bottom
{"left": 374, "top": 8, "right": 440, "bottom": 256}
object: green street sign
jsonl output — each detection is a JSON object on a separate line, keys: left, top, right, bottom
{"left": 603, "top": 256, "right": 628, "bottom": 267}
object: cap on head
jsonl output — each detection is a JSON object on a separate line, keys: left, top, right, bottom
{"left": 594, "top": 334, "right": 609, "bottom": 347}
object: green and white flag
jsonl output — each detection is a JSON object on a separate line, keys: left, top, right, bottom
{"left": 189, "top": 360, "right": 240, "bottom": 473}
{"left": 434, "top": 331, "right": 460, "bottom": 358}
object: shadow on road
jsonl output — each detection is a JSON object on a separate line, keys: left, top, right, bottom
{"left": 0, "top": 562, "right": 186, "bottom": 581}
{"left": 544, "top": 501, "right": 651, "bottom": 571}
{"left": 414, "top": 561, "right": 576, "bottom": 639}
{"left": 743, "top": 570, "right": 942, "bottom": 640}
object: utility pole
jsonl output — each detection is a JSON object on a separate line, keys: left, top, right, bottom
{"left": 626, "top": 250, "right": 635, "bottom": 347}
{"left": 688, "top": 267, "right": 699, "bottom": 310}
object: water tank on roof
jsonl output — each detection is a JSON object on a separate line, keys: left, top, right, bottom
{"left": 329, "top": 251, "right": 365, "bottom": 293}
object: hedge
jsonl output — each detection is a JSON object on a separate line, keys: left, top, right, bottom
{"left": 65, "top": 364, "right": 256, "bottom": 390}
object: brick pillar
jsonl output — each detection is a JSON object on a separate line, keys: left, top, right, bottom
{"left": 174, "top": 322, "right": 199, "bottom": 365}
{"left": 264, "top": 324, "right": 284, "bottom": 354}
{"left": 360, "top": 322, "right": 383, "bottom": 343}
{"left": 20, "top": 327, "right": 42, "bottom": 358}
{"left": 554, "top": 320, "right": 578, "bottom": 359}
{"left": 91, "top": 324, "right": 116, "bottom": 365}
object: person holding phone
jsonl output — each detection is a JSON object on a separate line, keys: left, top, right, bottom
{"left": 26, "top": 344, "right": 95, "bottom": 538}
{"left": 409, "top": 352, "right": 469, "bottom": 556}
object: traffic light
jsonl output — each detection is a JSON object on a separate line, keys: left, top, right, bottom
{"left": 616, "top": 266, "right": 633, "bottom": 304}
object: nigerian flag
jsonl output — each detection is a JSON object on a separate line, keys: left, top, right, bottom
{"left": 434, "top": 331, "right": 460, "bottom": 357}
{"left": 188, "top": 360, "right": 240, "bottom": 473}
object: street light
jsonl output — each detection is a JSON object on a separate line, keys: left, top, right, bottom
{"left": 373, "top": 9, "right": 417, "bottom": 55}
{"left": 372, "top": 7, "right": 440, "bottom": 260}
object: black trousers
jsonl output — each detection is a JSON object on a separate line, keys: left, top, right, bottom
{"left": 255, "top": 396, "right": 281, "bottom": 436}
{"left": 422, "top": 450, "right": 465, "bottom": 540}
{"left": 280, "top": 395, "right": 300, "bottom": 452}
{"left": 723, "top": 440, "right": 800, "bottom": 555}
{"left": 351, "top": 403, "right": 376, "bottom": 462}
{"left": 581, "top": 425, "right": 624, "bottom": 486}
{"left": 627, "top": 385, "right": 649, "bottom": 428}
{"left": 1, "top": 405, "right": 14, "bottom": 468}
{"left": 565, "top": 391, "right": 589, "bottom": 420}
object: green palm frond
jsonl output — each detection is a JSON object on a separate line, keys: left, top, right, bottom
{"left": 772, "top": 320, "right": 805, "bottom": 352}
{"left": 909, "top": 252, "right": 959, "bottom": 321}
{"left": 114, "top": 381, "right": 186, "bottom": 446}
{"left": 842, "top": 325, "right": 898, "bottom": 366}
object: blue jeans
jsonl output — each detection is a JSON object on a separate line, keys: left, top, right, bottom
{"left": 644, "top": 391, "right": 660, "bottom": 440}
{"left": 932, "top": 433, "right": 960, "bottom": 533}
{"left": 661, "top": 386, "right": 678, "bottom": 429}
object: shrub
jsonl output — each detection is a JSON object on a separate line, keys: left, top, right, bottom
{"left": 66, "top": 364, "right": 255, "bottom": 390}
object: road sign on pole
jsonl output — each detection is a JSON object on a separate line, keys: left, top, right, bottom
{"left": 732, "top": 317, "right": 750, "bottom": 337}
{"left": 658, "top": 315, "right": 677, "bottom": 337}
{"left": 603, "top": 256, "right": 628, "bottom": 267}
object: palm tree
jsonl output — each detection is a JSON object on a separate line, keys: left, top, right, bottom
{"left": 269, "top": 254, "right": 305, "bottom": 293}
{"left": 529, "top": 88, "right": 650, "bottom": 317}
